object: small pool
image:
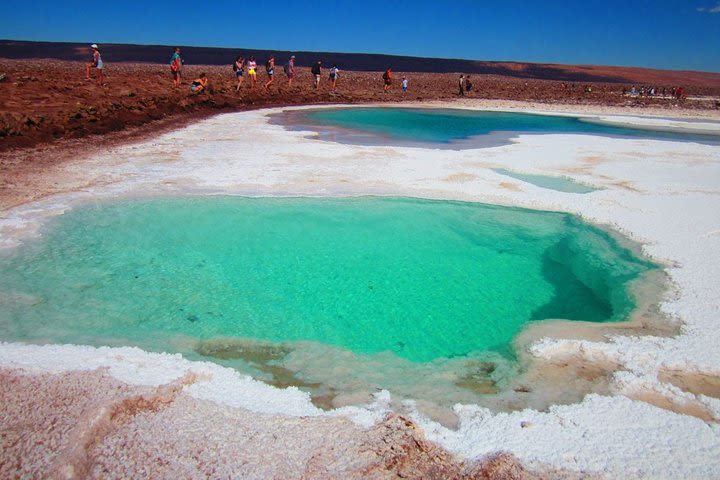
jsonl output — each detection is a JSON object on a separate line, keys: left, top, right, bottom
{"left": 276, "top": 108, "right": 720, "bottom": 148}
{"left": 0, "top": 196, "right": 657, "bottom": 407}
{"left": 494, "top": 168, "right": 600, "bottom": 193}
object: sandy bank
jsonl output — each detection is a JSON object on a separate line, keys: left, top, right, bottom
{"left": 3, "top": 366, "right": 561, "bottom": 479}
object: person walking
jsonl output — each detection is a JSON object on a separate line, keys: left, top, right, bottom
{"left": 311, "top": 60, "right": 322, "bottom": 89}
{"left": 284, "top": 55, "right": 295, "bottom": 86}
{"left": 458, "top": 75, "right": 465, "bottom": 96}
{"left": 382, "top": 67, "right": 392, "bottom": 92}
{"left": 401, "top": 76, "right": 408, "bottom": 93}
{"left": 264, "top": 56, "right": 275, "bottom": 89}
{"left": 170, "top": 47, "right": 183, "bottom": 88}
{"left": 329, "top": 64, "right": 339, "bottom": 92}
{"left": 247, "top": 56, "right": 258, "bottom": 90}
{"left": 85, "top": 44, "right": 104, "bottom": 85}
{"left": 233, "top": 55, "right": 245, "bottom": 91}
{"left": 465, "top": 75, "right": 473, "bottom": 94}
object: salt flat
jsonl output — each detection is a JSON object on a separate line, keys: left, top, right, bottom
{"left": 1, "top": 103, "right": 719, "bottom": 478}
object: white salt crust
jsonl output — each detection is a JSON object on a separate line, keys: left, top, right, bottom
{"left": 1, "top": 104, "right": 720, "bottom": 478}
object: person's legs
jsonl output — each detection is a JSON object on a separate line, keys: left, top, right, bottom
{"left": 97, "top": 68, "right": 104, "bottom": 86}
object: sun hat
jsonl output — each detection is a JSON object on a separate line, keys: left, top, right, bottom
{"left": 90, "top": 43, "right": 98, "bottom": 49}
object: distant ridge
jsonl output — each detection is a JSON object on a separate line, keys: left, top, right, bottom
{"left": 2, "top": 40, "right": 720, "bottom": 86}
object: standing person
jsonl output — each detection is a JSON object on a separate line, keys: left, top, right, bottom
{"left": 401, "top": 76, "right": 408, "bottom": 93}
{"left": 382, "top": 67, "right": 392, "bottom": 92}
{"left": 170, "top": 47, "right": 183, "bottom": 88}
{"left": 264, "top": 56, "right": 275, "bottom": 89}
{"left": 311, "top": 60, "right": 322, "bottom": 89}
{"left": 458, "top": 75, "right": 465, "bottom": 96}
{"left": 329, "top": 64, "right": 339, "bottom": 92}
{"left": 465, "top": 75, "right": 473, "bottom": 94}
{"left": 85, "top": 44, "right": 104, "bottom": 85}
{"left": 246, "top": 56, "right": 258, "bottom": 90}
{"left": 284, "top": 55, "right": 295, "bottom": 86}
{"left": 233, "top": 55, "right": 245, "bottom": 91}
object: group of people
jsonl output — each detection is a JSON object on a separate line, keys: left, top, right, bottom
{"left": 85, "top": 44, "right": 694, "bottom": 104}
{"left": 170, "top": 48, "right": 410, "bottom": 95}
{"left": 381, "top": 68, "right": 409, "bottom": 93}
{"left": 86, "top": 44, "right": 516, "bottom": 97}
{"left": 458, "top": 75, "right": 474, "bottom": 96}
{"left": 171, "top": 49, "right": 345, "bottom": 94}
{"left": 84, "top": 44, "right": 417, "bottom": 95}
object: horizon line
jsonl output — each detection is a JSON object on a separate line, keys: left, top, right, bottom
{"left": 2, "top": 38, "right": 719, "bottom": 76}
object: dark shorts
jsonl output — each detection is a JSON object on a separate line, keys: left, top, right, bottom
{"left": 236, "top": 69, "right": 244, "bottom": 78}
{"left": 171, "top": 70, "right": 180, "bottom": 79}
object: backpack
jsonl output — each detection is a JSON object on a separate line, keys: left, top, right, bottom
{"left": 311, "top": 63, "right": 320, "bottom": 75}
{"left": 266, "top": 60, "right": 272, "bottom": 72}
{"left": 283, "top": 62, "right": 289, "bottom": 75}
{"left": 382, "top": 71, "right": 388, "bottom": 81}
{"left": 232, "top": 61, "right": 238, "bottom": 72}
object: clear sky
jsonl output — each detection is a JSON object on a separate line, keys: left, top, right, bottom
{"left": 2, "top": 0, "right": 719, "bottom": 72}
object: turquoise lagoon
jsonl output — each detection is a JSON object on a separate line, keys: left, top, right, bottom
{"left": 0, "top": 197, "right": 657, "bottom": 403}
{"left": 287, "top": 108, "right": 720, "bottom": 147}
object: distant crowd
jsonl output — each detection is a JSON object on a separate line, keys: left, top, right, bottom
{"left": 560, "top": 82, "right": 687, "bottom": 100}
{"left": 622, "top": 85, "right": 685, "bottom": 100}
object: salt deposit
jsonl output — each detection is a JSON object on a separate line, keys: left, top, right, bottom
{"left": 1, "top": 104, "right": 719, "bottom": 478}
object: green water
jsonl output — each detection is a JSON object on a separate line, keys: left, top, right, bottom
{"left": 305, "top": 108, "right": 720, "bottom": 145}
{"left": 0, "top": 197, "right": 655, "bottom": 364}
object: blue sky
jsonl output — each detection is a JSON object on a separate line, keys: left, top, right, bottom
{"left": 2, "top": 0, "right": 719, "bottom": 72}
